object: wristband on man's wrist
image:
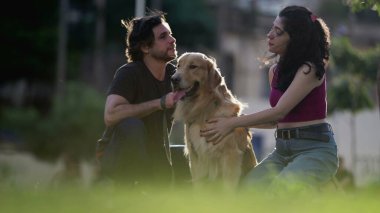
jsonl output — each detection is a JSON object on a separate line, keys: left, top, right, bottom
{"left": 160, "top": 95, "right": 166, "bottom": 110}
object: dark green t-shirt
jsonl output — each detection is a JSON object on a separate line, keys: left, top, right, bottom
{"left": 107, "top": 61, "right": 176, "bottom": 176}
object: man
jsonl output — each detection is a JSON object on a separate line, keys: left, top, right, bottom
{"left": 99, "top": 11, "right": 183, "bottom": 185}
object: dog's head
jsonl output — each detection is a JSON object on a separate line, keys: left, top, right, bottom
{"left": 171, "top": 52, "right": 223, "bottom": 99}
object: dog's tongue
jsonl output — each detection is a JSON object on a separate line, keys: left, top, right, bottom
{"left": 173, "top": 90, "right": 186, "bottom": 101}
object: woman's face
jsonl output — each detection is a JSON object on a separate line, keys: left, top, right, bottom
{"left": 267, "top": 16, "right": 290, "bottom": 56}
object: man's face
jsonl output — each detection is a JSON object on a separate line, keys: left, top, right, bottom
{"left": 149, "top": 22, "right": 177, "bottom": 62}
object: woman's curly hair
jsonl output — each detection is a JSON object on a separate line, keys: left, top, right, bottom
{"left": 275, "top": 5, "right": 331, "bottom": 91}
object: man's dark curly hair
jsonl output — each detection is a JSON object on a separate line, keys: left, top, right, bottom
{"left": 275, "top": 5, "right": 331, "bottom": 91}
{"left": 121, "top": 10, "right": 167, "bottom": 62}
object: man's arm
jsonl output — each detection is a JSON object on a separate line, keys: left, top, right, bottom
{"left": 104, "top": 92, "right": 181, "bottom": 127}
{"left": 104, "top": 94, "right": 161, "bottom": 127}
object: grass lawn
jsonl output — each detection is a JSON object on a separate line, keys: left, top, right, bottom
{"left": 1, "top": 182, "right": 380, "bottom": 213}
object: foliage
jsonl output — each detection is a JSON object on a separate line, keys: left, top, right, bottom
{"left": 105, "top": 0, "right": 217, "bottom": 50}
{"left": 328, "top": 73, "right": 374, "bottom": 113}
{"left": 105, "top": 0, "right": 135, "bottom": 43}
{"left": 163, "top": 0, "right": 217, "bottom": 50}
{"left": 328, "top": 37, "right": 380, "bottom": 114}
{"left": 0, "top": 0, "right": 58, "bottom": 84}
{"left": 346, "top": 0, "right": 380, "bottom": 15}
{"left": 1, "top": 0, "right": 97, "bottom": 86}
{"left": 319, "top": 0, "right": 350, "bottom": 26}
{"left": 330, "top": 37, "right": 380, "bottom": 82}
{"left": 0, "top": 82, "right": 105, "bottom": 162}
{"left": 1, "top": 0, "right": 217, "bottom": 86}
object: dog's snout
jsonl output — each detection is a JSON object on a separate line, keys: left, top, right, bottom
{"left": 171, "top": 76, "right": 180, "bottom": 85}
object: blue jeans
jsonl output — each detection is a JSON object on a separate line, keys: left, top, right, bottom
{"left": 241, "top": 123, "right": 338, "bottom": 193}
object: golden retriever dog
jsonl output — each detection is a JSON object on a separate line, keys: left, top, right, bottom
{"left": 171, "top": 52, "right": 257, "bottom": 190}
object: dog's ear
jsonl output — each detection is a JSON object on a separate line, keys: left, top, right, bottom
{"left": 206, "top": 56, "right": 222, "bottom": 89}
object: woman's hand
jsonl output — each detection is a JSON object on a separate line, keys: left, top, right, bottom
{"left": 200, "top": 117, "right": 234, "bottom": 145}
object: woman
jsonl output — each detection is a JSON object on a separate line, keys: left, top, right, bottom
{"left": 200, "top": 5, "right": 338, "bottom": 193}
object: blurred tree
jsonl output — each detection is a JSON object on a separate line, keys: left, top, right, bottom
{"left": 56, "top": 0, "right": 69, "bottom": 98}
{"left": 347, "top": 0, "right": 380, "bottom": 15}
{"left": 319, "top": 0, "right": 350, "bottom": 29}
{"left": 93, "top": 0, "right": 107, "bottom": 92}
{"left": 162, "top": 0, "right": 217, "bottom": 51}
{"left": 346, "top": 0, "right": 380, "bottom": 114}
{"left": 105, "top": 0, "right": 216, "bottom": 51}
{"left": 0, "top": 82, "right": 104, "bottom": 161}
{"left": 104, "top": 0, "right": 135, "bottom": 43}
{"left": 329, "top": 37, "right": 380, "bottom": 176}
{"left": 0, "top": 0, "right": 97, "bottom": 84}
{"left": 0, "top": 0, "right": 96, "bottom": 113}
{"left": 0, "top": 1, "right": 58, "bottom": 84}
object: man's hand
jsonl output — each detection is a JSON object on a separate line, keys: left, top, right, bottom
{"left": 162, "top": 91, "right": 186, "bottom": 109}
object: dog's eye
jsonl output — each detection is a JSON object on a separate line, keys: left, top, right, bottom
{"left": 189, "top": 65, "right": 198, "bottom": 69}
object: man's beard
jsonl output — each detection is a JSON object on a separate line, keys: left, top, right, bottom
{"left": 151, "top": 49, "right": 177, "bottom": 62}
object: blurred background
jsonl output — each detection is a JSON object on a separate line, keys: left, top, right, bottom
{"left": 0, "top": 0, "right": 379, "bottom": 189}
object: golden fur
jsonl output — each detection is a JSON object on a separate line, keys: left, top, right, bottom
{"left": 172, "top": 52, "right": 257, "bottom": 189}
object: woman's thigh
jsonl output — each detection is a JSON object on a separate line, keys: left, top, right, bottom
{"left": 241, "top": 150, "right": 286, "bottom": 188}
{"left": 271, "top": 135, "right": 338, "bottom": 191}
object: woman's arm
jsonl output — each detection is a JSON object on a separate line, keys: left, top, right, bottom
{"left": 201, "top": 64, "right": 323, "bottom": 142}
{"left": 248, "top": 122, "right": 278, "bottom": 129}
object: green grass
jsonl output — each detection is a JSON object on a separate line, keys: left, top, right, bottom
{"left": 1, "top": 182, "right": 380, "bottom": 213}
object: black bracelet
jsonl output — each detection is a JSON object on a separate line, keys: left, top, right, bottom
{"left": 160, "top": 95, "right": 166, "bottom": 110}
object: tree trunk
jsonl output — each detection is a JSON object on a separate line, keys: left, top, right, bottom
{"left": 377, "top": 64, "right": 380, "bottom": 117}
{"left": 56, "top": 0, "right": 69, "bottom": 98}
{"left": 135, "top": 0, "right": 145, "bottom": 17}
{"left": 350, "top": 113, "right": 357, "bottom": 182}
{"left": 93, "top": 0, "right": 106, "bottom": 92}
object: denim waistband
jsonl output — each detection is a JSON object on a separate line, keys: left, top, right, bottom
{"left": 275, "top": 123, "right": 332, "bottom": 142}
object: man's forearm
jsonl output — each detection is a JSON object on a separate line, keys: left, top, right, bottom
{"left": 105, "top": 98, "right": 162, "bottom": 126}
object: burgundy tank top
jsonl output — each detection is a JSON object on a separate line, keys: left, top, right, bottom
{"left": 269, "top": 67, "right": 327, "bottom": 123}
